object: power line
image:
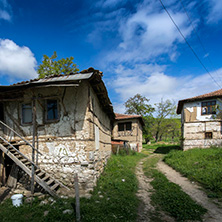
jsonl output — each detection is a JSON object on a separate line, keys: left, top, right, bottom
{"left": 178, "top": 0, "right": 222, "bottom": 86}
{"left": 158, "top": 0, "right": 222, "bottom": 89}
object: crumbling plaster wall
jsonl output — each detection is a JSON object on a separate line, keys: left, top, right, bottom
{"left": 182, "top": 99, "right": 222, "bottom": 123}
{"left": 3, "top": 81, "right": 112, "bottom": 196}
{"left": 181, "top": 99, "right": 222, "bottom": 150}
{"left": 113, "top": 119, "right": 143, "bottom": 152}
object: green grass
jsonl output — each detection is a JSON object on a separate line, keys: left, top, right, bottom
{"left": 143, "top": 143, "right": 181, "bottom": 154}
{"left": 80, "top": 153, "right": 145, "bottom": 221}
{"left": 0, "top": 197, "right": 75, "bottom": 222}
{"left": 143, "top": 155, "right": 207, "bottom": 221}
{"left": 164, "top": 147, "right": 222, "bottom": 198}
{"left": 0, "top": 153, "right": 145, "bottom": 222}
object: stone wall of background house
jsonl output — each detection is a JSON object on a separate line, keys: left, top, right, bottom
{"left": 113, "top": 119, "right": 143, "bottom": 152}
{"left": 3, "top": 81, "right": 112, "bottom": 196}
{"left": 183, "top": 121, "right": 222, "bottom": 150}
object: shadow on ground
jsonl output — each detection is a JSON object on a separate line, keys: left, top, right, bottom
{"left": 154, "top": 145, "right": 181, "bottom": 154}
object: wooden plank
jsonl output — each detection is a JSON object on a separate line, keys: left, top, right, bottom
{"left": 31, "top": 98, "right": 36, "bottom": 195}
{"left": 46, "top": 179, "right": 54, "bottom": 186}
{"left": 74, "top": 173, "right": 81, "bottom": 222}
{"left": 37, "top": 172, "right": 45, "bottom": 178}
{"left": 0, "top": 144, "right": 58, "bottom": 197}
{"left": 0, "top": 150, "right": 5, "bottom": 185}
{"left": 51, "top": 183, "right": 59, "bottom": 190}
{"left": 6, "top": 163, "right": 18, "bottom": 188}
{"left": 42, "top": 175, "right": 50, "bottom": 181}
{"left": 0, "top": 187, "right": 11, "bottom": 203}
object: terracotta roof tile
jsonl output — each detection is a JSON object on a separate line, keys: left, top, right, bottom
{"left": 115, "top": 113, "right": 145, "bottom": 126}
{"left": 177, "top": 88, "right": 222, "bottom": 114}
{"left": 115, "top": 113, "right": 142, "bottom": 120}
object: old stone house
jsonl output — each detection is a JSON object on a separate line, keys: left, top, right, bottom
{"left": 177, "top": 88, "right": 222, "bottom": 150}
{"left": 112, "top": 113, "right": 144, "bottom": 152}
{"left": 0, "top": 67, "right": 114, "bottom": 196}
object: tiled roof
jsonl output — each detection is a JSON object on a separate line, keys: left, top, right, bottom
{"left": 115, "top": 113, "right": 142, "bottom": 120}
{"left": 0, "top": 67, "right": 115, "bottom": 119}
{"left": 8, "top": 67, "right": 100, "bottom": 87}
{"left": 177, "top": 88, "right": 222, "bottom": 114}
{"left": 115, "top": 113, "right": 145, "bottom": 126}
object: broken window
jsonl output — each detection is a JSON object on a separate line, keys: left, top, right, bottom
{"left": 22, "top": 103, "right": 32, "bottom": 124}
{"left": 118, "top": 122, "right": 132, "bottom": 131}
{"left": 46, "top": 99, "right": 59, "bottom": 121}
{"left": 201, "top": 101, "right": 216, "bottom": 115}
{"left": 205, "top": 132, "right": 212, "bottom": 139}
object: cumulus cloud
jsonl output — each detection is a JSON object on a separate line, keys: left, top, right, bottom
{"left": 0, "top": 39, "right": 38, "bottom": 80}
{"left": 103, "top": 0, "right": 194, "bottom": 64}
{"left": 112, "top": 64, "right": 222, "bottom": 113}
{"left": 0, "top": 0, "right": 12, "bottom": 21}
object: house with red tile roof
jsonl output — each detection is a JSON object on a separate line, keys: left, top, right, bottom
{"left": 112, "top": 113, "right": 144, "bottom": 152}
{"left": 177, "top": 89, "right": 222, "bottom": 150}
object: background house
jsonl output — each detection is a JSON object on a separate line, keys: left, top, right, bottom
{"left": 0, "top": 67, "right": 115, "bottom": 196}
{"left": 112, "top": 113, "right": 144, "bottom": 152}
{"left": 177, "top": 89, "right": 222, "bottom": 150}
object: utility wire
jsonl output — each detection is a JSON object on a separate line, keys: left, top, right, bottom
{"left": 158, "top": 0, "right": 222, "bottom": 89}
{"left": 178, "top": 0, "right": 222, "bottom": 86}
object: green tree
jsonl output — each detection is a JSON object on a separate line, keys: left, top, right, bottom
{"left": 153, "top": 99, "right": 176, "bottom": 142}
{"left": 37, "top": 51, "right": 79, "bottom": 78}
{"left": 124, "top": 94, "right": 154, "bottom": 116}
{"left": 124, "top": 94, "right": 155, "bottom": 143}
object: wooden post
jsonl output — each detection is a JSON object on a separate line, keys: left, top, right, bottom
{"left": 36, "top": 129, "right": 39, "bottom": 165}
{"left": 0, "top": 150, "right": 5, "bottom": 185}
{"left": 117, "top": 145, "right": 119, "bottom": 155}
{"left": 31, "top": 98, "right": 36, "bottom": 195}
{"left": 74, "top": 173, "right": 81, "bottom": 222}
{"left": 6, "top": 163, "right": 18, "bottom": 188}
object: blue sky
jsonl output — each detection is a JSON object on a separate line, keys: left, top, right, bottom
{"left": 1, "top": 0, "right": 222, "bottom": 112}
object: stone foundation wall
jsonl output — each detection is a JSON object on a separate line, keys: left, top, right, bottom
{"left": 183, "top": 121, "right": 222, "bottom": 150}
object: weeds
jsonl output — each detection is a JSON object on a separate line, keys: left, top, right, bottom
{"left": 79, "top": 153, "right": 145, "bottom": 221}
{"left": 0, "top": 153, "right": 145, "bottom": 222}
{"left": 143, "top": 153, "right": 206, "bottom": 221}
{"left": 164, "top": 147, "right": 222, "bottom": 198}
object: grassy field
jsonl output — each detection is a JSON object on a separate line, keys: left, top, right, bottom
{"left": 0, "top": 153, "right": 145, "bottom": 222}
{"left": 143, "top": 144, "right": 207, "bottom": 221}
{"left": 164, "top": 147, "right": 222, "bottom": 198}
{"left": 142, "top": 143, "right": 181, "bottom": 154}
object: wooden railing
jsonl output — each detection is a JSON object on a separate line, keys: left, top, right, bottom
{"left": 0, "top": 120, "right": 42, "bottom": 155}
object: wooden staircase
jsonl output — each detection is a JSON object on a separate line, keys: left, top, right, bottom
{"left": 0, "top": 134, "right": 69, "bottom": 197}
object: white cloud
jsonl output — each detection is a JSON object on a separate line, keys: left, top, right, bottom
{"left": 105, "top": 1, "right": 194, "bottom": 64}
{"left": 0, "top": 9, "right": 10, "bottom": 20}
{"left": 206, "top": 0, "right": 222, "bottom": 24}
{"left": 0, "top": 0, "right": 12, "bottom": 21}
{"left": 112, "top": 64, "right": 222, "bottom": 113}
{"left": 0, "top": 39, "right": 38, "bottom": 80}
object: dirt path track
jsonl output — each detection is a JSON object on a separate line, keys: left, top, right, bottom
{"left": 157, "top": 160, "right": 222, "bottom": 222}
{"left": 136, "top": 157, "right": 174, "bottom": 222}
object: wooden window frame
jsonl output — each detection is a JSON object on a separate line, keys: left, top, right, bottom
{"left": 44, "top": 99, "right": 60, "bottom": 123}
{"left": 201, "top": 100, "right": 216, "bottom": 115}
{"left": 205, "top": 132, "right": 213, "bottom": 139}
{"left": 118, "top": 122, "right": 132, "bottom": 132}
